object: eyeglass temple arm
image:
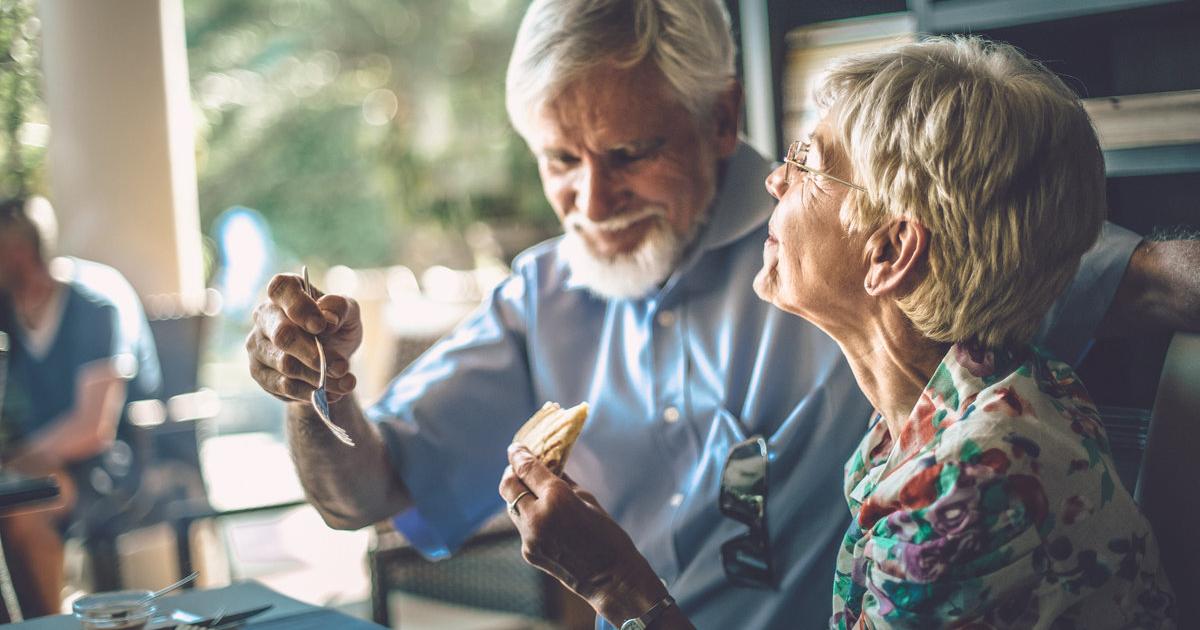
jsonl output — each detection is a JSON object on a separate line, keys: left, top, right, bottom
{"left": 783, "top": 158, "right": 866, "bottom": 192}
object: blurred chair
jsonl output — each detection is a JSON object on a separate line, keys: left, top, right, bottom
{"left": 140, "top": 311, "right": 305, "bottom": 584}
{"left": 72, "top": 307, "right": 217, "bottom": 590}
{"left": 368, "top": 515, "right": 575, "bottom": 628}
{"left": 1136, "top": 332, "right": 1200, "bottom": 602}
{"left": 0, "top": 331, "right": 21, "bottom": 624}
{"left": 1099, "top": 406, "right": 1152, "bottom": 495}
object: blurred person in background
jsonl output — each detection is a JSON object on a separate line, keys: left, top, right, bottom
{"left": 247, "top": 0, "right": 1200, "bottom": 627}
{"left": 0, "top": 196, "right": 160, "bottom": 617}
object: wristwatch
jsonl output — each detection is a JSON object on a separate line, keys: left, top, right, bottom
{"left": 620, "top": 595, "right": 676, "bottom": 630}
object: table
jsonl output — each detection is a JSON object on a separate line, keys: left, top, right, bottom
{"left": 1, "top": 581, "right": 387, "bottom": 629}
{"left": 0, "top": 472, "right": 59, "bottom": 514}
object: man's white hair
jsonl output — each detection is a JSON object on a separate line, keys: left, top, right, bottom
{"left": 505, "top": 0, "right": 737, "bottom": 139}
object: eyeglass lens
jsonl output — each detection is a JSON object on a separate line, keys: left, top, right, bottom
{"left": 784, "top": 141, "right": 805, "bottom": 185}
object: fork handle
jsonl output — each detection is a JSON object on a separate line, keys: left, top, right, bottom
{"left": 314, "top": 337, "right": 328, "bottom": 389}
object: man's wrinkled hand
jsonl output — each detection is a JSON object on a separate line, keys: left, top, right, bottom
{"left": 246, "top": 273, "right": 362, "bottom": 404}
{"left": 498, "top": 444, "right": 665, "bottom": 612}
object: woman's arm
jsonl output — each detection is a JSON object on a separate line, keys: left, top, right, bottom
{"left": 500, "top": 445, "right": 695, "bottom": 629}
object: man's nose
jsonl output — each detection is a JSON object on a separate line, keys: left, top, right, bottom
{"left": 576, "top": 161, "right": 621, "bottom": 222}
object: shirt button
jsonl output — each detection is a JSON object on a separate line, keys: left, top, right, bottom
{"left": 669, "top": 493, "right": 684, "bottom": 507}
{"left": 656, "top": 310, "right": 676, "bottom": 327}
{"left": 663, "top": 407, "right": 680, "bottom": 423}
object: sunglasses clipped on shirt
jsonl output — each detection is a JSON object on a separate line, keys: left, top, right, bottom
{"left": 719, "top": 435, "right": 773, "bottom": 589}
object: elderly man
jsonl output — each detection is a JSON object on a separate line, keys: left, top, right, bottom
{"left": 247, "top": 0, "right": 1200, "bottom": 627}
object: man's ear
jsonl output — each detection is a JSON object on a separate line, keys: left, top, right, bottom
{"left": 863, "top": 218, "right": 929, "bottom": 297}
{"left": 711, "top": 81, "right": 743, "bottom": 158}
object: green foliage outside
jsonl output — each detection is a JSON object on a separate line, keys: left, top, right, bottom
{"left": 0, "top": 0, "right": 45, "bottom": 200}
{"left": 184, "top": 0, "right": 557, "bottom": 270}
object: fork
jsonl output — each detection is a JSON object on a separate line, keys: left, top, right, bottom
{"left": 167, "top": 603, "right": 273, "bottom": 629}
{"left": 300, "top": 266, "right": 356, "bottom": 447}
{"left": 174, "top": 605, "right": 223, "bottom": 630}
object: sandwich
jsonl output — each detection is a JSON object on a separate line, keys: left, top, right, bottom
{"left": 513, "top": 401, "right": 590, "bottom": 475}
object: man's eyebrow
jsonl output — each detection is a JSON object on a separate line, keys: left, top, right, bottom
{"left": 539, "top": 137, "right": 664, "bottom": 160}
{"left": 611, "top": 137, "right": 666, "bottom": 154}
{"left": 539, "top": 147, "right": 576, "bottom": 160}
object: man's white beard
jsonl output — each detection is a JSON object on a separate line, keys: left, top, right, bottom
{"left": 561, "top": 207, "right": 697, "bottom": 300}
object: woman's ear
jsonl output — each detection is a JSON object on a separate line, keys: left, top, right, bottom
{"left": 863, "top": 218, "right": 929, "bottom": 297}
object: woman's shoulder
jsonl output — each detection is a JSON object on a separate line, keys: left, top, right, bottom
{"left": 939, "top": 345, "right": 1093, "bottom": 440}
{"left": 933, "top": 346, "right": 1120, "bottom": 512}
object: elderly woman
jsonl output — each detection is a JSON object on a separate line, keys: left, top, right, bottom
{"left": 499, "top": 37, "right": 1177, "bottom": 628}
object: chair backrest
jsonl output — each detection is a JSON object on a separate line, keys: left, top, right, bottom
{"left": 1136, "top": 332, "right": 1200, "bottom": 599}
{"left": 147, "top": 314, "right": 208, "bottom": 401}
{"left": 368, "top": 515, "right": 566, "bottom": 627}
{"left": 1100, "top": 406, "right": 1153, "bottom": 494}
{"left": 134, "top": 314, "right": 213, "bottom": 512}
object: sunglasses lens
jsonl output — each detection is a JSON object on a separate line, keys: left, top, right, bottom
{"left": 719, "top": 436, "right": 773, "bottom": 588}
{"left": 721, "top": 534, "right": 773, "bottom": 589}
{"left": 719, "top": 437, "right": 767, "bottom": 526}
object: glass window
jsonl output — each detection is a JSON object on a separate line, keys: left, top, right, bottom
{"left": 185, "top": 0, "right": 555, "bottom": 273}
{"left": 0, "top": 0, "right": 48, "bottom": 198}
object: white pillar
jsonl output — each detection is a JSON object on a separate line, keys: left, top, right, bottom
{"left": 38, "top": 0, "right": 203, "bottom": 303}
{"left": 739, "top": 0, "right": 775, "bottom": 159}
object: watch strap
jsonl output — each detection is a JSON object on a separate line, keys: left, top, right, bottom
{"left": 620, "top": 595, "right": 676, "bottom": 630}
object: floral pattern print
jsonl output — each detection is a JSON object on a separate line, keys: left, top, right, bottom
{"left": 833, "top": 344, "right": 1175, "bottom": 629}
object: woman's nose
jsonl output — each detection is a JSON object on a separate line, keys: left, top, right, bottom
{"left": 765, "top": 164, "right": 788, "bottom": 201}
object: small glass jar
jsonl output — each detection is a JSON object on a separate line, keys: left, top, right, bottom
{"left": 72, "top": 590, "right": 156, "bottom": 630}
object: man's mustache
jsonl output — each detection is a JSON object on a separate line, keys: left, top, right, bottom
{"left": 565, "top": 207, "right": 667, "bottom": 233}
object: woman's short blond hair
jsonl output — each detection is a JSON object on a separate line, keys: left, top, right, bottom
{"left": 817, "top": 36, "right": 1106, "bottom": 349}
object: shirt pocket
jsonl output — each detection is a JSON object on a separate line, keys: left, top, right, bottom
{"left": 670, "top": 406, "right": 753, "bottom": 565}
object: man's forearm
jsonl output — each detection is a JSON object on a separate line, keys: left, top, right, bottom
{"left": 1099, "top": 238, "right": 1200, "bottom": 336}
{"left": 286, "top": 395, "right": 412, "bottom": 529}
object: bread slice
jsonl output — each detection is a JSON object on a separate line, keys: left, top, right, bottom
{"left": 514, "top": 401, "right": 590, "bottom": 475}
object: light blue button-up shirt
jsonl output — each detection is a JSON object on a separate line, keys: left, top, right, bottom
{"left": 369, "top": 142, "right": 1140, "bottom": 629}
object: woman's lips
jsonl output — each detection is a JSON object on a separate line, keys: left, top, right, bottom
{"left": 762, "top": 233, "right": 779, "bottom": 269}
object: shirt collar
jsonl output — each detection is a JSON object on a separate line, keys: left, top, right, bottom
{"left": 686, "top": 141, "right": 777, "bottom": 255}
{"left": 889, "top": 342, "right": 1030, "bottom": 466}
{"left": 16, "top": 281, "right": 68, "bottom": 360}
{"left": 562, "top": 141, "right": 776, "bottom": 295}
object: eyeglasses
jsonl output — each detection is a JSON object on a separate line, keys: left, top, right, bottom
{"left": 719, "top": 435, "right": 773, "bottom": 589}
{"left": 783, "top": 140, "right": 865, "bottom": 192}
